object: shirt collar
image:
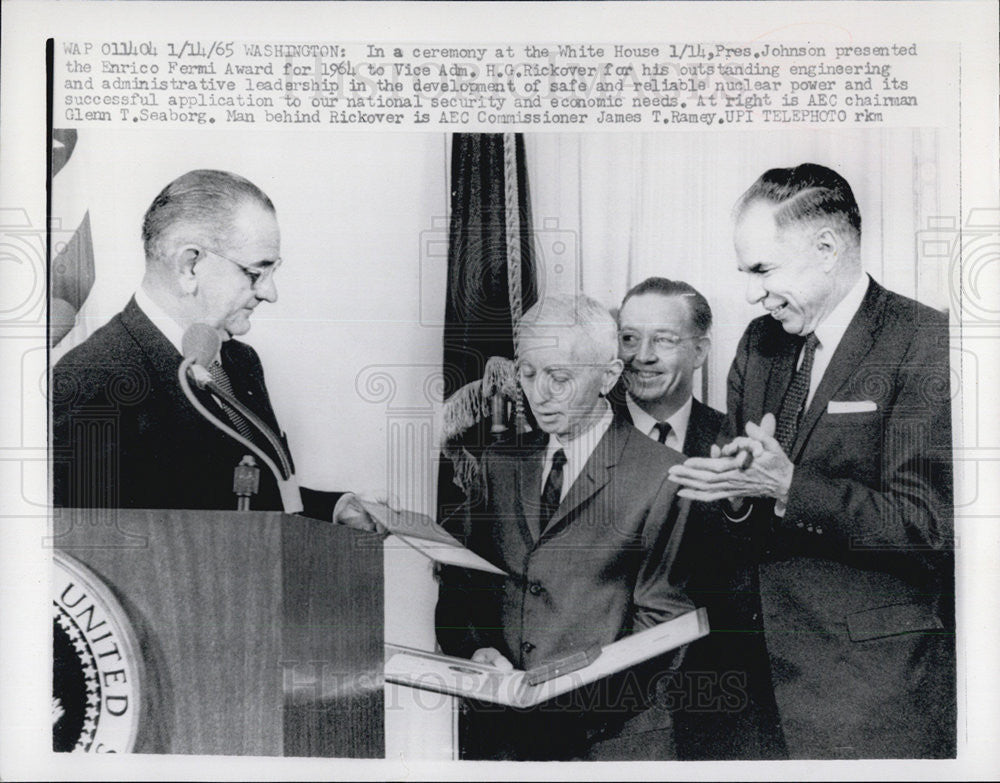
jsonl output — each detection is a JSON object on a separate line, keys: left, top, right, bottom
{"left": 545, "top": 402, "right": 614, "bottom": 464}
{"left": 134, "top": 285, "right": 186, "bottom": 356}
{"left": 813, "top": 273, "right": 869, "bottom": 352}
{"left": 625, "top": 393, "right": 693, "bottom": 448}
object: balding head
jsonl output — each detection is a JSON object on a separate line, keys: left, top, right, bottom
{"left": 734, "top": 163, "right": 862, "bottom": 253}
{"left": 139, "top": 170, "right": 281, "bottom": 339}
{"left": 142, "top": 169, "right": 275, "bottom": 266}
{"left": 515, "top": 294, "right": 623, "bottom": 441}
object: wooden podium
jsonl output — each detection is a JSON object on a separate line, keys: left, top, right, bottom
{"left": 53, "top": 509, "right": 385, "bottom": 757}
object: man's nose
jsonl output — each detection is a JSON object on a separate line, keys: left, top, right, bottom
{"left": 636, "top": 336, "right": 657, "bottom": 363}
{"left": 744, "top": 275, "right": 766, "bottom": 305}
{"left": 256, "top": 274, "right": 278, "bottom": 304}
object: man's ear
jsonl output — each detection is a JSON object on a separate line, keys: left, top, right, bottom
{"left": 175, "top": 245, "right": 203, "bottom": 295}
{"left": 691, "top": 336, "right": 711, "bottom": 369}
{"left": 814, "top": 226, "right": 841, "bottom": 272}
{"left": 601, "top": 358, "right": 624, "bottom": 395}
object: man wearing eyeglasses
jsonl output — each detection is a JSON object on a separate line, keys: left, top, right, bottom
{"left": 612, "top": 278, "right": 721, "bottom": 458}
{"left": 610, "top": 278, "right": 783, "bottom": 760}
{"left": 53, "top": 169, "right": 333, "bottom": 515}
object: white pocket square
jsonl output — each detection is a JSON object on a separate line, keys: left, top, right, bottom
{"left": 827, "top": 400, "right": 877, "bottom": 414}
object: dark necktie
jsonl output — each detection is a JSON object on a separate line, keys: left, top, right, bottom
{"left": 208, "top": 359, "right": 257, "bottom": 443}
{"left": 775, "top": 332, "right": 820, "bottom": 454}
{"left": 653, "top": 421, "right": 672, "bottom": 445}
{"left": 539, "top": 448, "right": 567, "bottom": 533}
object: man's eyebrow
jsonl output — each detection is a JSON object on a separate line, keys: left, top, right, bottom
{"left": 739, "top": 262, "right": 766, "bottom": 273}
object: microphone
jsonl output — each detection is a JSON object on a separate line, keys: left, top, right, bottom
{"left": 178, "top": 323, "right": 302, "bottom": 514}
{"left": 181, "top": 322, "right": 219, "bottom": 390}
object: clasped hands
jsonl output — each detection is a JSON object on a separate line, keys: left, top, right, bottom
{"left": 667, "top": 412, "right": 794, "bottom": 507}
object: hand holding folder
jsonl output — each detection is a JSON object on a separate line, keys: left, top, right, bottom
{"left": 334, "top": 492, "right": 506, "bottom": 575}
{"left": 384, "top": 608, "right": 709, "bottom": 708}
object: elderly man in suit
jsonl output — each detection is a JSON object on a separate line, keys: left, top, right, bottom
{"left": 53, "top": 169, "right": 338, "bottom": 518}
{"left": 436, "top": 293, "right": 695, "bottom": 760}
{"left": 670, "top": 163, "right": 955, "bottom": 759}
{"left": 611, "top": 277, "right": 784, "bottom": 760}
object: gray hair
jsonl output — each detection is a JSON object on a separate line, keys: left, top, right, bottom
{"left": 517, "top": 293, "right": 618, "bottom": 363}
{"left": 734, "top": 163, "right": 861, "bottom": 247}
{"left": 141, "top": 169, "right": 275, "bottom": 262}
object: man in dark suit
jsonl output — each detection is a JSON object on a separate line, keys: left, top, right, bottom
{"left": 670, "top": 164, "right": 954, "bottom": 759}
{"left": 611, "top": 277, "right": 723, "bottom": 463}
{"left": 53, "top": 169, "right": 338, "bottom": 519}
{"left": 436, "top": 293, "right": 694, "bottom": 760}
{"left": 611, "top": 277, "right": 783, "bottom": 760}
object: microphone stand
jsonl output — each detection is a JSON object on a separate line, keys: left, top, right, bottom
{"left": 178, "top": 357, "right": 303, "bottom": 514}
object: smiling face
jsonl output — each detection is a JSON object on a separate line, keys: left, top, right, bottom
{"left": 517, "top": 327, "right": 621, "bottom": 441}
{"left": 734, "top": 200, "right": 839, "bottom": 336}
{"left": 618, "top": 292, "right": 708, "bottom": 416}
{"left": 189, "top": 201, "right": 281, "bottom": 338}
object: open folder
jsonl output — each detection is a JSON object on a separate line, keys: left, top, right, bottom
{"left": 341, "top": 494, "right": 506, "bottom": 575}
{"left": 384, "top": 608, "right": 709, "bottom": 708}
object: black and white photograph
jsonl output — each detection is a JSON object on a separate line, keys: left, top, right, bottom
{"left": 1, "top": 1, "right": 998, "bottom": 780}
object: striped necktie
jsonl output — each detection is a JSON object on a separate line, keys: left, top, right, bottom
{"left": 775, "top": 332, "right": 820, "bottom": 454}
{"left": 208, "top": 360, "right": 257, "bottom": 443}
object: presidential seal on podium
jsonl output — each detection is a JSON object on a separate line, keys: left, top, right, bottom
{"left": 53, "top": 551, "right": 142, "bottom": 753}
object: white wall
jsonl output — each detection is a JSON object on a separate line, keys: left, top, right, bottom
{"left": 52, "top": 128, "right": 456, "bottom": 758}
{"left": 55, "top": 129, "right": 455, "bottom": 502}
{"left": 525, "top": 129, "right": 957, "bottom": 411}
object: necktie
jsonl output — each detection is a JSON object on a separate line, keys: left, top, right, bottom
{"left": 208, "top": 360, "right": 256, "bottom": 443}
{"left": 775, "top": 332, "right": 820, "bottom": 454}
{"left": 653, "top": 421, "right": 672, "bottom": 445}
{"left": 539, "top": 448, "right": 567, "bottom": 533}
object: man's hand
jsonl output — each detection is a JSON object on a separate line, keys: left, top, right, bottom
{"left": 668, "top": 413, "right": 794, "bottom": 504}
{"left": 471, "top": 647, "right": 514, "bottom": 671}
{"left": 332, "top": 491, "right": 389, "bottom": 534}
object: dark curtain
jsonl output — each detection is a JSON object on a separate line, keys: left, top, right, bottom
{"left": 437, "top": 134, "right": 538, "bottom": 517}
{"left": 436, "top": 132, "right": 539, "bottom": 760}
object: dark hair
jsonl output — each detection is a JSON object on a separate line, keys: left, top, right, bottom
{"left": 735, "top": 163, "right": 861, "bottom": 244}
{"left": 619, "top": 277, "right": 713, "bottom": 335}
{"left": 141, "top": 169, "right": 275, "bottom": 260}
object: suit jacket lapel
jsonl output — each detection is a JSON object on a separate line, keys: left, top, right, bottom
{"left": 540, "top": 418, "right": 629, "bottom": 542}
{"left": 518, "top": 446, "right": 546, "bottom": 543}
{"left": 119, "top": 298, "right": 246, "bottom": 442}
{"left": 684, "top": 399, "right": 715, "bottom": 457}
{"left": 762, "top": 332, "right": 801, "bottom": 424}
{"left": 791, "top": 278, "right": 885, "bottom": 461}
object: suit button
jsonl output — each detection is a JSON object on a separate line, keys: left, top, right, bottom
{"left": 795, "top": 522, "right": 804, "bottom": 529}
{"left": 528, "top": 582, "right": 543, "bottom": 596}
{"left": 816, "top": 527, "right": 824, "bottom": 535}
{"left": 521, "top": 642, "right": 535, "bottom": 654}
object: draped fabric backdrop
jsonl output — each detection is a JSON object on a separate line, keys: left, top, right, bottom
{"left": 49, "top": 129, "right": 96, "bottom": 348}
{"left": 524, "top": 129, "right": 956, "bottom": 411}
{"left": 438, "top": 133, "right": 537, "bottom": 517}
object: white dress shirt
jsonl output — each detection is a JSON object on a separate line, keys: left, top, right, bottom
{"left": 624, "top": 394, "right": 692, "bottom": 453}
{"left": 802, "top": 272, "right": 870, "bottom": 408}
{"left": 774, "top": 272, "right": 869, "bottom": 517}
{"left": 540, "top": 403, "right": 615, "bottom": 502}
{"left": 134, "top": 286, "right": 223, "bottom": 364}
{"left": 134, "top": 286, "right": 186, "bottom": 355}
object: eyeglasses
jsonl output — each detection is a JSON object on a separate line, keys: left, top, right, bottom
{"left": 618, "top": 331, "right": 700, "bottom": 352}
{"left": 201, "top": 246, "right": 282, "bottom": 288}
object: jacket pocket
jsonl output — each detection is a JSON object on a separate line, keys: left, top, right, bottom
{"left": 846, "top": 602, "right": 944, "bottom": 642}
